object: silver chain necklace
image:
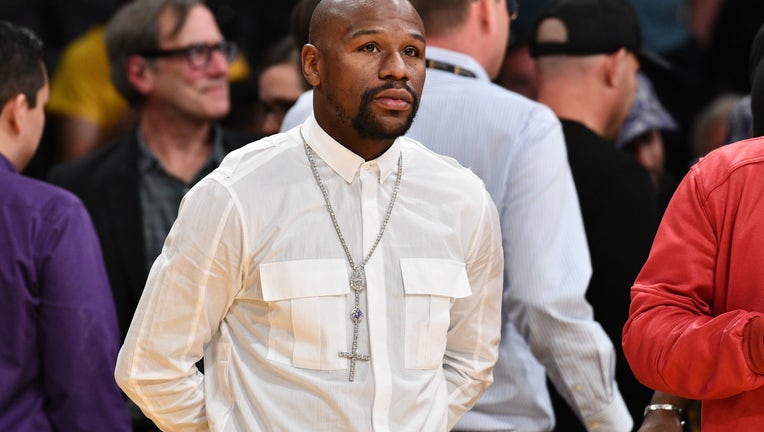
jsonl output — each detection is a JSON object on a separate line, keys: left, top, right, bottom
{"left": 300, "top": 129, "right": 402, "bottom": 381}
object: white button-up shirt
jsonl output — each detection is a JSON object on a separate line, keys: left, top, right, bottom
{"left": 115, "top": 115, "right": 504, "bottom": 431}
{"left": 282, "top": 47, "right": 632, "bottom": 431}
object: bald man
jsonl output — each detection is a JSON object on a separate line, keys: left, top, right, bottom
{"left": 531, "top": 0, "right": 664, "bottom": 428}
{"left": 114, "top": 0, "right": 503, "bottom": 430}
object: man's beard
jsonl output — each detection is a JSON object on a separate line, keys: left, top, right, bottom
{"left": 352, "top": 83, "right": 419, "bottom": 139}
{"left": 349, "top": 83, "right": 420, "bottom": 139}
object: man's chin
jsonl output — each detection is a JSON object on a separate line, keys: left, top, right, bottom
{"left": 356, "top": 124, "right": 412, "bottom": 140}
{"left": 354, "top": 114, "right": 416, "bottom": 140}
{"left": 203, "top": 105, "right": 231, "bottom": 121}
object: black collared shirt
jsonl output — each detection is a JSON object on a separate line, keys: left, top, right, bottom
{"left": 137, "top": 125, "right": 227, "bottom": 271}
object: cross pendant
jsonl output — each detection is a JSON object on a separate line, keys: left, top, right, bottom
{"left": 341, "top": 267, "right": 369, "bottom": 381}
{"left": 339, "top": 349, "right": 369, "bottom": 381}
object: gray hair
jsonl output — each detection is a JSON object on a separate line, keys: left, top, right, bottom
{"left": 104, "top": 0, "right": 203, "bottom": 108}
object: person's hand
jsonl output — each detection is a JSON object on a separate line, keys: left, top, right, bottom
{"left": 637, "top": 409, "right": 684, "bottom": 432}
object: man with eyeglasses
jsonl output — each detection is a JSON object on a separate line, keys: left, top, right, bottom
{"left": 47, "top": 1, "right": 257, "bottom": 430}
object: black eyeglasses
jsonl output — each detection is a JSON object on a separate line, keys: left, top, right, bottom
{"left": 140, "top": 41, "right": 238, "bottom": 70}
{"left": 508, "top": 0, "right": 519, "bottom": 21}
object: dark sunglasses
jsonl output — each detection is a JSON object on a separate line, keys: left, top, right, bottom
{"left": 140, "top": 41, "right": 238, "bottom": 70}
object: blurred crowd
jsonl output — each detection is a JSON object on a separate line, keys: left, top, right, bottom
{"left": 0, "top": 0, "right": 303, "bottom": 179}
{"left": 0, "top": 0, "right": 761, "bottom": 185}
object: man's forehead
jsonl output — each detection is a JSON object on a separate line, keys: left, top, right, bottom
{"left": 315, "top": 0, "right": 423, "bottom": 41}
{"left": 157, "top": 4, "right": 220, "bottom": 44}
{"left": 331, "top": 13, "right": 425, "bottom": 46}
{"left": 345, "top": 19, "right": 424, "bottom": 39}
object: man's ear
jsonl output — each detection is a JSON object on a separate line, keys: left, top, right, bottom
{"left": 301, "top": 44, "right": 321, "bottom": 87}
{"left": 476, "top": 0, "right": 497, "bottom": 36}
{"left": 3, "top": 94, "right": 28, "bottom": 134}
{"left": 603, "top": 48, "right": 627, "bottom": 88}
{"left": 126, "top": 54, "right": 154, "bottom": 95}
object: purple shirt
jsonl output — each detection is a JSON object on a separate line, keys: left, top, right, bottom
{"left": 0, "top": 154, "right": 130, "bottom": 431}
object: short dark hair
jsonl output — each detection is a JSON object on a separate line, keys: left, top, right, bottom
{"left": 104, "top": 0, "right": 203, "bottom": 108}
{"left": 407, "top": 0, "right": 474, "bottom": 37}
{"left": 0, "top": 20, "right": 45, "bottom": 108}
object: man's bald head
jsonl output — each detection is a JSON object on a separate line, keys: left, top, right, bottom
{"left": 309, "top": 0, "right": 423, "bottom": 48}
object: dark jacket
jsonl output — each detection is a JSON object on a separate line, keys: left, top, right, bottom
{"left": 48, "top": 126, "right": 256, "bottom": 341}
{"left": 551, "top": 120, "right": 660, "bottom": 431}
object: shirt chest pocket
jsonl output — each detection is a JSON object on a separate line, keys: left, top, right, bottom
{"left": 401, "top": 258, "right": 472, "bottom": 370}
{"left": 260, "top": 259, "right": 350, "bottom": 370}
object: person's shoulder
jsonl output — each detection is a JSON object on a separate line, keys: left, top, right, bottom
{"left": 431, "top": 74, "right": 550, "bottom": 110}
{"left": 401, "top": 137, "right": 486, "bottom": 187}
{"left": 700, "top": 136, "right": 764, "bottom": 165}
{"left": 693, "top": 136, "right": 764, "bottom": 187}
{"left": 49, "top": 133, "right": 133, "bottom": 186}
{"left": 488, "top": 84, "right": 558, "bottom": 123}
{"left": 564, "top": 121, "right": 647, "bottom": 177}
{"left": 1, "top": 173, "right": 87, "bottom": 219}
{"left": 211, "top": 130, "right": 301, "bottom": 185}
{"left": 422, "top": 78, "right": 559, "bottom": 133}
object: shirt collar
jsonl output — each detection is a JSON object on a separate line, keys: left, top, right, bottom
{"left": 0, "top": 153, "right": 16, "bottom": 174}
{"left": 136, "top": 124, "right": 227, "bottom": 178}
{"left": 300, "top": 114, "right": 402, "bottom": 184}
{"left": 425, "top": 46, "right": 490, "bottom": 81}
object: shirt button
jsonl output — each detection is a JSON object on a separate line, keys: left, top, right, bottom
{"left": 574, "top": 384, "right": 582, "bottom": 391}
{"left": 590, "top": 422, "right": 600, "bottom": 430}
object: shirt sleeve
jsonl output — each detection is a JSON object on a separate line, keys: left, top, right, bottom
{"left": 444, "top": 187, "right": 504, "bottom": 429}
{"left": 504, "top": 115, "right": 632, "bottom": 430}
{"left": 623, "top": 163, "right": 764, "bottom": 399}
{"left": 38, "top": 196, "right": 131, "bottom": 431}
{"left": 115, "top": 177, "right": 246, "bottom": 431}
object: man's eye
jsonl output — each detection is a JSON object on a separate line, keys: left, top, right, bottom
{"left": 189, "top": 44, "right": 207, "bottom": 55}
{"left": 361, "top": 43, "right": 378, "bottom": 53}
{"left": 403, "top": 47, "right": 419, "bottom": 57}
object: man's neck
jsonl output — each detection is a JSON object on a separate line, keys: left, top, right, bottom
{"left": 426, "top": 36, "right": 489, "bottom": 75}
{"left": 138, "top": 110, "right": 215, "bottom": 183}
{"left": 313, "top": 112, "right": 395, "bottom": 162}
{"left": 537, "top": 84, "right": 610, "bottom": 140}
{"left": 424, "top": 0, "right": 499, "bottom": 78}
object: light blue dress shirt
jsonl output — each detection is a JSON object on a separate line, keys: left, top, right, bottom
{"left": 281, "top": 46, "right": 632, "bottom": 431}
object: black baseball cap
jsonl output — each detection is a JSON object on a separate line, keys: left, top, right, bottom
{"left": 529, "top": 0, "right": 669, "bottom": 70}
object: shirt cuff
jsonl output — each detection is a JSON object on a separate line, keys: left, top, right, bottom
{"left": 744, "top": 316, "right": 764, "bottom": 374}
{"left": 578, "top": 389, "right": 633, "bottom": 432}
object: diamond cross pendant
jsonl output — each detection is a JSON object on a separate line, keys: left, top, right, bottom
{"left": 339, "top": 349, "right": 369, "bottom": 381}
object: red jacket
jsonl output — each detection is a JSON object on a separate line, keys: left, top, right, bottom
{"left": 623, "top": 137, "right": 764, "bottom": 431}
